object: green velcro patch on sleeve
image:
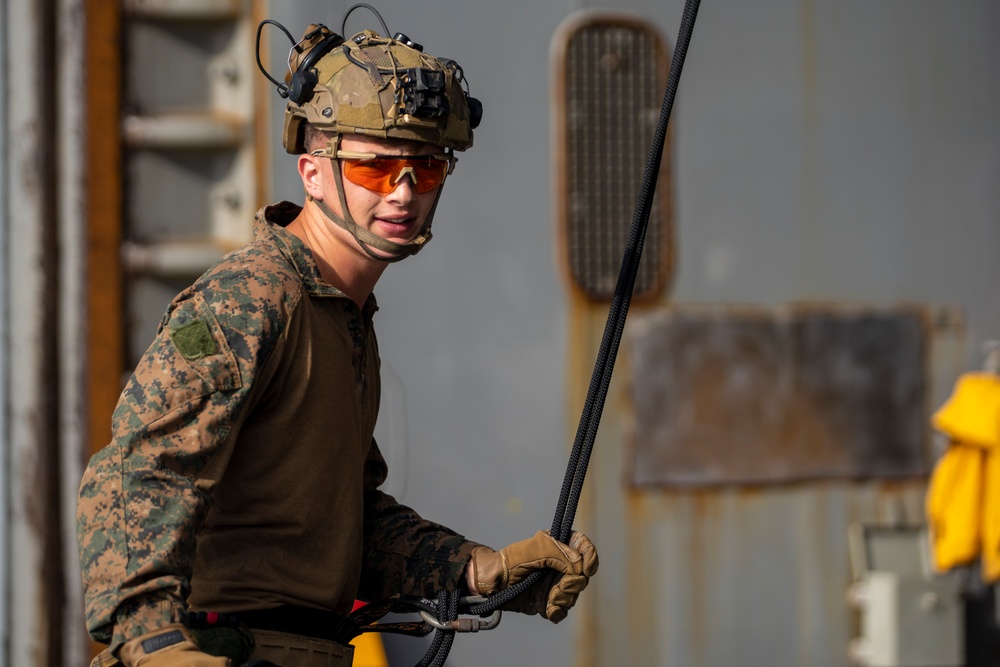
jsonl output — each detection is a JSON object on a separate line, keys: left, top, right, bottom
{"left": 170, "top": 320, "right": 218, "bottom": 360}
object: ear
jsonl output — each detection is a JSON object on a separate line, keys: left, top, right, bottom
{"left": 297, "top": 153, "right": 327, "bottom": 200}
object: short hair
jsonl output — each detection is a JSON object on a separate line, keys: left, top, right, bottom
{"left": 301, "top": 122, "right": 334, "bottom": 154}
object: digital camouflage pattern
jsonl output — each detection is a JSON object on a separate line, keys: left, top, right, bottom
{"left": 77, "top": 202, "right": 479, "bottom": 653}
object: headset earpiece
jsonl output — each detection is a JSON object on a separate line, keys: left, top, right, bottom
{"left": 467, "top": 96, "right": 483, "bottom": 129}
{"left": 287, "top": 30, "right": 345, "bottom": 105}
{"left": 287, "top": 69, "right": 320, "bottom": 105}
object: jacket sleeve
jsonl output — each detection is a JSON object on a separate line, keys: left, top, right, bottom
{"left": 76, "top": 282, "right": 285, "bottom": 651}
{"left": 357, "top": 440, "right": 482, "bottom": 602}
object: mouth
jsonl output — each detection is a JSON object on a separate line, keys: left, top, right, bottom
{"left": 374, "top": 215, "right": 417, "bottom": 237}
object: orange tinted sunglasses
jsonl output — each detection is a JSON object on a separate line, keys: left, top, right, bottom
{"left": 329, "top": 150, "right": 455, "bottom": 194}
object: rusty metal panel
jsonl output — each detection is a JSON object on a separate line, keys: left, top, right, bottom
{"left": 584, "top": 481, "right": 930, "bottom": 667}
{"left": 627, "top": 305, "right": 929, "bottom": 486}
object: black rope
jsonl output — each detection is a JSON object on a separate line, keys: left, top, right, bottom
{"left": 415, "top": 0, "right": 702, "bottom": 660}
{"left": 416, "top": 590, "right": 459, "bottom": 667}
{"left": 470, "top": 0, "right": 702, "bottom": 615}
{"left": 554, "top": 0, "right": 702, "bottom": 545}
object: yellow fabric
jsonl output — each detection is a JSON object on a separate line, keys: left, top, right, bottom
{"left": 933, "top": 372, "right": 1000, "bottom": 446}
{"left": 985, "top": 451, "right": 1000, "bottom": 582}
{"left": 926, "top": 372, "right": 1000, "bottom": 581}
{"left": 349, "top": 632, "right": 388, "bottom": 667}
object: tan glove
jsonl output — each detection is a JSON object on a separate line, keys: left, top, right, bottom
{"left": 469, "top": 530, "right": 599, "bottom": 622}
{"left": 501, "top": 568, "right": 590, "bottom": 623}
{"left": 117, "top": 624, "right": 230, "bottom": 667}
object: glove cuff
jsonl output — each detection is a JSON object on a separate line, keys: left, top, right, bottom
{"left": 470, "top": 545, "right": 510, "bottom": 595}
{"left": 117, "top": 624, "right": 198, "bottom": 667}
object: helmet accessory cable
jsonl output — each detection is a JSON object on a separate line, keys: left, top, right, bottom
{"left": 255, "top": 19, "right": 296, "bottom": 98}
{"left": 341, "top": 3, "right": 391, "bottom": 37}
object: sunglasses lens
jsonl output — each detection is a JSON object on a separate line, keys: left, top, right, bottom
{"left": 409, "top": 160, "right": 449, "bottom": 193}
{"left": 343, "top": 157, "right": 447, "bottom": 194}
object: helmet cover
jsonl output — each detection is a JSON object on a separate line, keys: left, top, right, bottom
{"left": 282, "top": 26, "right": 480, "bottom": 154}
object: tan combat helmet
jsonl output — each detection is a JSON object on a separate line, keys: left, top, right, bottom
{"left": 281, "top": 25, "right": 481, "bottom": 154}
{"left": 256, "top": 9, "right": 482, "bottom": 261}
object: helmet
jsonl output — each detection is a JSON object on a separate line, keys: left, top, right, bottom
{"left": 256, "top": 15, "right": 483, "bottom": 262}
{"left": 280, "top": 24, "right": 482, "bottom": 155}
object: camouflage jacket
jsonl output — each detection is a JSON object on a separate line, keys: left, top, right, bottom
{"left": 77, "top": 202, "right": 479, "bottom": 651}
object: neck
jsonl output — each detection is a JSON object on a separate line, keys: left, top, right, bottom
{"left": 286, "top": 200, "right": 388, "bottom": 307}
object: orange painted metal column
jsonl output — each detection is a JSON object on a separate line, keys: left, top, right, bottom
{"left": 84, "top": 0, "right": 123, "bottom": 660}
{"left": 84, "top": 0, "right": 124, "bottom": 460}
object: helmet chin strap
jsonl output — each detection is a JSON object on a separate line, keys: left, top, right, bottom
{"left": 309, "top": 163, "right": 439, "bottom": 263}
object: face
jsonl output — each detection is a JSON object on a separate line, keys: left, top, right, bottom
{"left": 305, "top": 134, "right": 445, "bottom": 258}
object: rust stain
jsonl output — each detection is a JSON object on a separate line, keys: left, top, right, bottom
{"left": 625, "top": 489, "right": 656, "bottom": 665}
{"left": 688, "top": 492, "right": 708, "bottom": 665}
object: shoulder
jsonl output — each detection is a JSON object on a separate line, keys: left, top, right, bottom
{"left": 199, "top": 238, "right": 302, "bottom": 311}
{"left": 171, "top": 235, "right": 305, "bottom": 366}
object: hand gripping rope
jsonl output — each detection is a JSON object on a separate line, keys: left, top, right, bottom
{"left": 242, "top": 1, "right": 701, "bottom": 665}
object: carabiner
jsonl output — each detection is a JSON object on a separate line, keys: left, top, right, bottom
{"left": 418, "top": 609, "right": 502, "bottom": 633}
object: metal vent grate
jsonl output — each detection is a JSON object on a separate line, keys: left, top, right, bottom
{"left": 554, "top": 14, "right": 672, "bottom": 301}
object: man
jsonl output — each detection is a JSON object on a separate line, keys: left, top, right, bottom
{"left": 77, "top": 16, "right": 598, "bottom": 667}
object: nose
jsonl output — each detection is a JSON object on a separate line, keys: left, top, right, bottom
{"left": 386, "top": 169, "right": 417, "bottom": 201}
{"left": 392, "top": 166, "right": 419, "bottom": 189}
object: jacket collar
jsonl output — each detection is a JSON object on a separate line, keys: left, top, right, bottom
{"left": 256, "top": 202, "right": 379, "bottom": 316}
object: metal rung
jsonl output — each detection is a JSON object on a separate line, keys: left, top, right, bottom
{"left": 122, "top": 240, "right": 228, "bottom": 277}
{"left": 124, "top": 0, "right": 242, "bottom": 21}
{"left": 123, "top": 113, "right": 247, "bottom": 149}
